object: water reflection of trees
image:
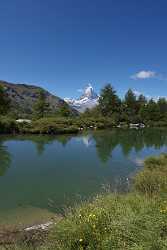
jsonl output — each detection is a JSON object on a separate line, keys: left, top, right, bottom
{"left": 6, "top": 135, "right": 73, "bottom": 156}
{"left": 0, "top": 134, "right": 73, "bottom": 175}
{"left": 29, "top": 129, "right": 167, "bottom": 161}
{"left": 0, "top": 129, "right": 166, "bottom": 172}
{"left": 93, "top": 132, "right": 118, "bottom": 163}
{"left": 27, "top": 135, "right": 73, "bottom": 155}
{"left": 0, "top": 140, "right": 11, "bottom": 176}
{"left": 93, "top": 129, "right": 167, "bottom": 163}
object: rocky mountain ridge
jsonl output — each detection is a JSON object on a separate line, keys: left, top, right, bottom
{"left": 0, "top": 80, "right": 75, "bottom": 116}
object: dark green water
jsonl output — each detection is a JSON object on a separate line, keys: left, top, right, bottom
{"left": 0, "top": 128, "right": 167, "bottom": 225}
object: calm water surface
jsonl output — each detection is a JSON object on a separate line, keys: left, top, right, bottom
{"left": 0, "top": 128, "right": 167, "bottom": 226}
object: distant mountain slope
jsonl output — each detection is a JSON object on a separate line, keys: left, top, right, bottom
{"left": 0, "top": 80, "right": 76, "bottom": 115}
{"left": 64, "top": 84, "right": 99, "bottom": 112}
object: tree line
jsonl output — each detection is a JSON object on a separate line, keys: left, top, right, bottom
{"left": 1, "top": 83, "right": 167, "bottom": 126}
{"left": 82, "top": 84, "right": 167, "bottom": 126}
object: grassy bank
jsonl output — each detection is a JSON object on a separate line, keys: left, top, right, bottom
{"left": 1, "top": 154, "right": 167, "bottom": 249}
{"left": 0, "top": 117, "right": 116, "bottom": 135}
{"left": 1, "top": 115, "right": 167, "bottom": 136}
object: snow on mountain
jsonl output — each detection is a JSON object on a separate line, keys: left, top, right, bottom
{"left": 64, "top": 84, "right": 99, "bottom": 112}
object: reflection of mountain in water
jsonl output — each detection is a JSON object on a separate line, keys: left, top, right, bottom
{"left": 10, "top": 129, "right": 167, "bottom": 159}
{"left": 0, "top": 129, "right": 167, "bottom": 173}
{"left": 73, "top": 129, "right": 167, "bottom": 164}
{"left": 82, "top": 135, "right": 93, "bottom": 147}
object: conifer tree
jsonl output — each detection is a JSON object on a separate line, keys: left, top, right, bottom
{"left": 99, "top": 84, "right": 121, "bottom": 116}
{"left": 33, "top": 90, "right": 50, "bottom": 119}
{"left": 0, "top": 85, "right": 10, "bottom": 115}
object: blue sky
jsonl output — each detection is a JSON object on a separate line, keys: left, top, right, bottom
{"left": 0, "top": 0, "right": 167, "bottom": 99}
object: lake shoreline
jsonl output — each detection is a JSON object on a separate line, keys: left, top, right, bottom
{"left": 2, "top": 116, "right": 167, "bottom": 136}
{"left": 0, "top": 153, "right": 167, "bottom": 249}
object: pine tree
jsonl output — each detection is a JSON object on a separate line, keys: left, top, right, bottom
{"left": 33, "top": 90, "right": 50, "bottom": 119}
{"left": 0, "top": 85, "right": 10, "bottom": 115}
{"left": 59, "top": 102, "right": 71, "bottom": 117}
{"left": 99, "top": 84, "right": 121, "bottom": 116}
{"left": 124, "top": 89, "right": 138, "bottom": 121}
{"left": 157, "top": 98, "right": 167, "bottom": 115}
{"left": 140, "top": 99, "right": 161, "bottom": 122}
{"left": 124, "top": 89, "right": 137, "bottom": 110}
{"left": 136, "top": 94, "right": 147, "bottom": 114}
{"left": 138, "top": 94, "right": 147, "bottom": 107}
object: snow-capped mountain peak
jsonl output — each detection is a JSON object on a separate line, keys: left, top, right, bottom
{"left": 64, "top": 84, "right": 99, "bottom": 113}
{"left": 80, "top": 84, "right": 98, "bottom": 100}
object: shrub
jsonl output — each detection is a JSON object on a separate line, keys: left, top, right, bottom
{"left": 134, "top": 169, "right": 167, "bottom": 195}
{"left": 0, "top": 117, "right": 19, "bottom": 133}
{"left": 134, "top": 154, "right": 167, "bottom": 196}
{"left": 30, "top": 118, "right": 78, "bottom": 134}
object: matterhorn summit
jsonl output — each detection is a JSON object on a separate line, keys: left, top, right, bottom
{"left": 64, "top": 84, "right": 99, "bottom": 112}
{"left": 80, "top": 84, "right": 98, "bottom": 100}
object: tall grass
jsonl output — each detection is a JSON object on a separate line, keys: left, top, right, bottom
{"left": 2, "top": 154, "right": 167, "bottom": 249}
{"left": 47, "top": 154, "right": 167, "bottom": 250}
{"left": 134, "top": 153, "right": 167, "bottom": 196}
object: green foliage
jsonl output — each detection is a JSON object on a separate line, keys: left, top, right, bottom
{"left": 139, "top": 100, "right": 162, "bottom": 124}
{"left": 0, "top": 117, "right": 18, "bottom": 133}
{"left": 33, "top": 90, "right": 50, "bottom": 119}
{"left": 49, "top": 196, "right": 167, "bottom": 250}
{"left": 1, "top": 153, "right": 167, "bottom": 249}
{"left": 137, "top": 94, "right": 147, "bottom": 107}
{"left": 124, "top": 89, "right": 137, "bottom": 111}
{"left": 58, "top": 102, "right": 72, "bottom": 117}
{"left": 80, "top": 86, "right": 167, "bottom": 126}
{"left": 134, "top": 154, "right": 167, "bottom": 195}
{"left": 2, "top": 83, "right": 167, "bottom": 128}
{"left": 98, "top": 84, "right": 121, "bottom": 117}
{"left": 47, "top": 154, "right": 167, "bottom": 250}
{"left": 30, "top": 117, "right": 78, "bottom": 134}
{"left": 0, "top": 85, "right": 10, "bottom": 115}
{"left": 158, "top": 98, "right": 167, "bottom": 115}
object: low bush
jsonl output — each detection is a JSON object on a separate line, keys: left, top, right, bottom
{"left": 134, "top": 168, "right": 167, "bottom": 195}
{"left": 134, "top": 154, "right": 167, "bottom": 196}
{"left": 0, "top": 116, "right": 19, "bottom": 133}
{"left": 30, "top": 118, "right": 79, "bottom": 134}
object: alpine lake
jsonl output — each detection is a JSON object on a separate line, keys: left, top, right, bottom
{"left": 0, "top": 128, "right": 167, "bottom": 228}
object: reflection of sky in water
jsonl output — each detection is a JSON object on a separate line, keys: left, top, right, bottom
{"left": 128, "top": 145, "right": 167, "bottom": 167}
{"left": 0, "top": 128, "right": 167, "bottom": 222}
{"left": 75, "top": 131, "right": 167, "bottom": 168}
